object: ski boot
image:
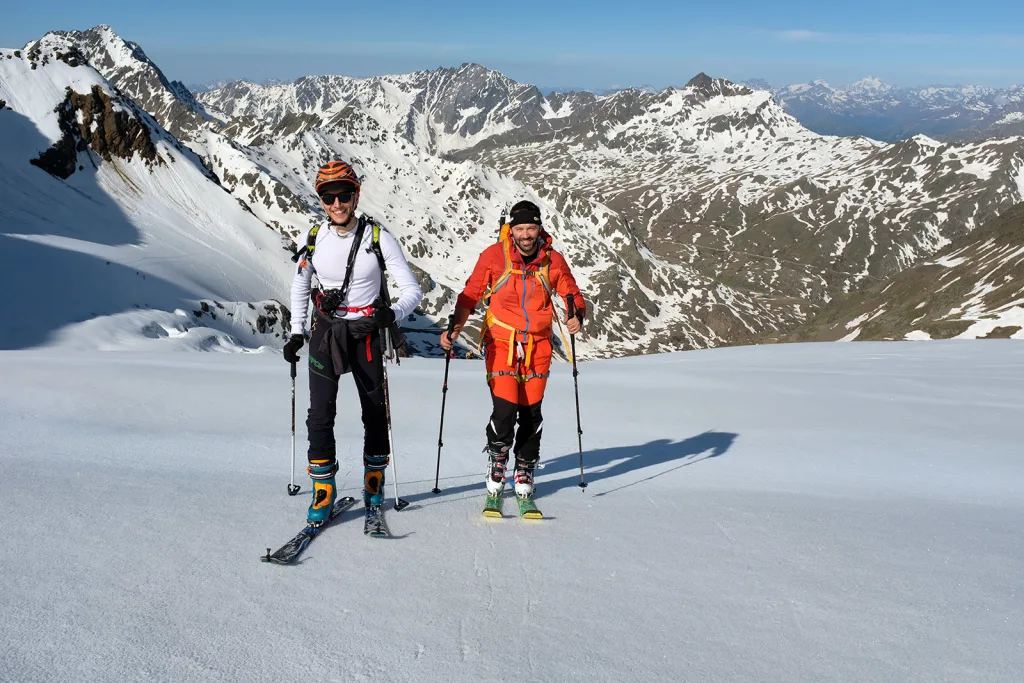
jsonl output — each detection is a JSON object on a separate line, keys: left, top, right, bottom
{"left": 514, "top": 460, "right": 543, "bottom": 519}
{"left": 362, "top": 454, "right": 388, "bottom": 508}
{"left": 362, "top": 454, "right": 389, "bottom": 535}
{"left": 306, "top": 459, "right": 338, "bottom": 526}
{"left": 514, "top": 462, "right": 535, "bottom": 499}
{"left": 481, "top": 443, "right": 510, "bottom": 518}
{"left": 485, "top": 443, "right": 510, "bottom": 496}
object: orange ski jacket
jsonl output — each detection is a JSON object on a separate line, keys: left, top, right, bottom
{"left": 454, "top": 231, "right": 586, "bottom": 345}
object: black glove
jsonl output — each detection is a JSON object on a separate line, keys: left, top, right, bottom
{"left": 283, "top": 334, "right": 304, "bottom": 363}
{"left": 373, "top": 306, "right": 396, "bottom": 328}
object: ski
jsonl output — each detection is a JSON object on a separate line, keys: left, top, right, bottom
{"left": 482, "top": 490, "right": 505, "bottom": 518}
{"left": 516, "top": 495, "right": 543, "bottom": 520}
{"left": 364, "top": 504, "right": 390, "bottom": 537}
{"left": 261, "top": 496, "right": 358, "bottom": 564}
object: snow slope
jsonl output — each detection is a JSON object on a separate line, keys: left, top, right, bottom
{"left": 1, "top": 341, "right": 1021, "bottom": 682}
{"left": 0, "top": 42, "right": 295, "bottom": 351}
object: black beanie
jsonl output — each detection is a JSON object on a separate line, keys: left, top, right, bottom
{"left": 508, "top": 200, "right": 542, "bottom": 227}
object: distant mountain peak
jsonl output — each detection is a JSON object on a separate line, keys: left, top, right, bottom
{"left": 685, "top": 72, "right": 714, "bottom": 90}
{"left": 846, "top": 76, "right": 894, "bottom": 93}
{"left": 682, "top": 73, "right": 753, "bottom": 99}
{"left": 742, "top": 78, "right": 773, "bottom": 92}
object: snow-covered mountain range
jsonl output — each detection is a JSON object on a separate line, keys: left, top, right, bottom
{"left": 453, "top": 76, "right": 1024, "bottom": 343}
{"left": 3, "top": 25, "right": 1023, "bottom": 355}
{"left": 769, "top": 77, "right": 1024, "bottom": 142}
{"left": 197, "top": 73, "right": 1024, "bottom": 144}
{"left": 194, "top": 65, "right": 1024, "bottom": 350}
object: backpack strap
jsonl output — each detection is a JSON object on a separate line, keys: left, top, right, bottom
{"left": 367, "top": 220, "right": 388, "bottom": 302}
{"left": 365, "top": 218, "right": 402, "bottom": 363}
{"left": 334, "top": 216, "right": 368, "bottom": 305}
{"left": 484, "top": 246, "right": 553, "bottom": 305}
{"left": 291, "top": 224, "right": 321, "bottom": 273}
{"left": 306, "top": 216, "right": 369, "bottom": 310}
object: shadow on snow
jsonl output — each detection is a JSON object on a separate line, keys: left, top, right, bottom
{"left": 401, "top": 430, "right": 738, "bottom": 506}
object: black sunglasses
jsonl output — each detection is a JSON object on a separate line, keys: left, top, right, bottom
{"left": 319, "top": 190, "right": 356, "bottom": 205}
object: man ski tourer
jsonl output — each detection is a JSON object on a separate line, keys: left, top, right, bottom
{"left": 283, "top": 160, "right": 423, "bottom": 536}
{"left": 440, "top": 200, "right": 586, "bottom": 518}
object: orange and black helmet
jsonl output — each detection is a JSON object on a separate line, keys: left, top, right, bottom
{"left": 315, "top": 160, "right": 360, "bottom": 193}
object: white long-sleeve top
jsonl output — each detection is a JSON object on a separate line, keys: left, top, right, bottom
{"left": 290, "top": 219, "right": 424, "bottom": 335}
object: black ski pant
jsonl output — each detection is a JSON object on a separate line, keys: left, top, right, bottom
{"left": 486, "top": 396, "right": 543, "bottom": 469}
{"left": 306, "top": 315, "right": 390, "bottom": 495}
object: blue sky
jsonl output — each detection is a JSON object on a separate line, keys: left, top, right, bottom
{"left": 3, "top": 1, "right": 1022, "bottom": 88}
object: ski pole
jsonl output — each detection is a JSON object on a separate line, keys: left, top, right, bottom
{"left": 382, "top": 326, "right": 409, "bottom": 511}
{"left": 565, "top": 295, "right": 587, "bottom": 489}
{"left": 288, "top": 361, "right": 301, "bottom": 495}
{"left": 432, "top": 315, "right": 457, "bottom": 494}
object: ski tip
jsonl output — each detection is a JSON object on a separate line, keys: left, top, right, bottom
{"left": 521, "top": 511, "right": 543, "bottom": 520}
{"left": 481, "top": 509, "right": 504, "bottom": 518}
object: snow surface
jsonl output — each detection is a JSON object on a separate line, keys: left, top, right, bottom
{"left": 837, "top": 327, "right": 861, "bottom": 341}
{"left": 1, "top": 341, "right": 1022, "bottom": 682}
{"left": 0, "top": 47, "right": 109, "bottom": 144}
{"left": 955, "top": 305, "right": 1024, "bottom": 340}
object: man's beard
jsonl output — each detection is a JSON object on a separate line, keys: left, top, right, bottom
{"left": 514, "top": 237, "right": 537, "bottom": 253}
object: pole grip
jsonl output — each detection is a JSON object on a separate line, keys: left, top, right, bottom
{"left": 446, "top": 313, "right": 456, "bottom": 346}
{"left": 443, "top": 313, "right": 457, "bottom": 358}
